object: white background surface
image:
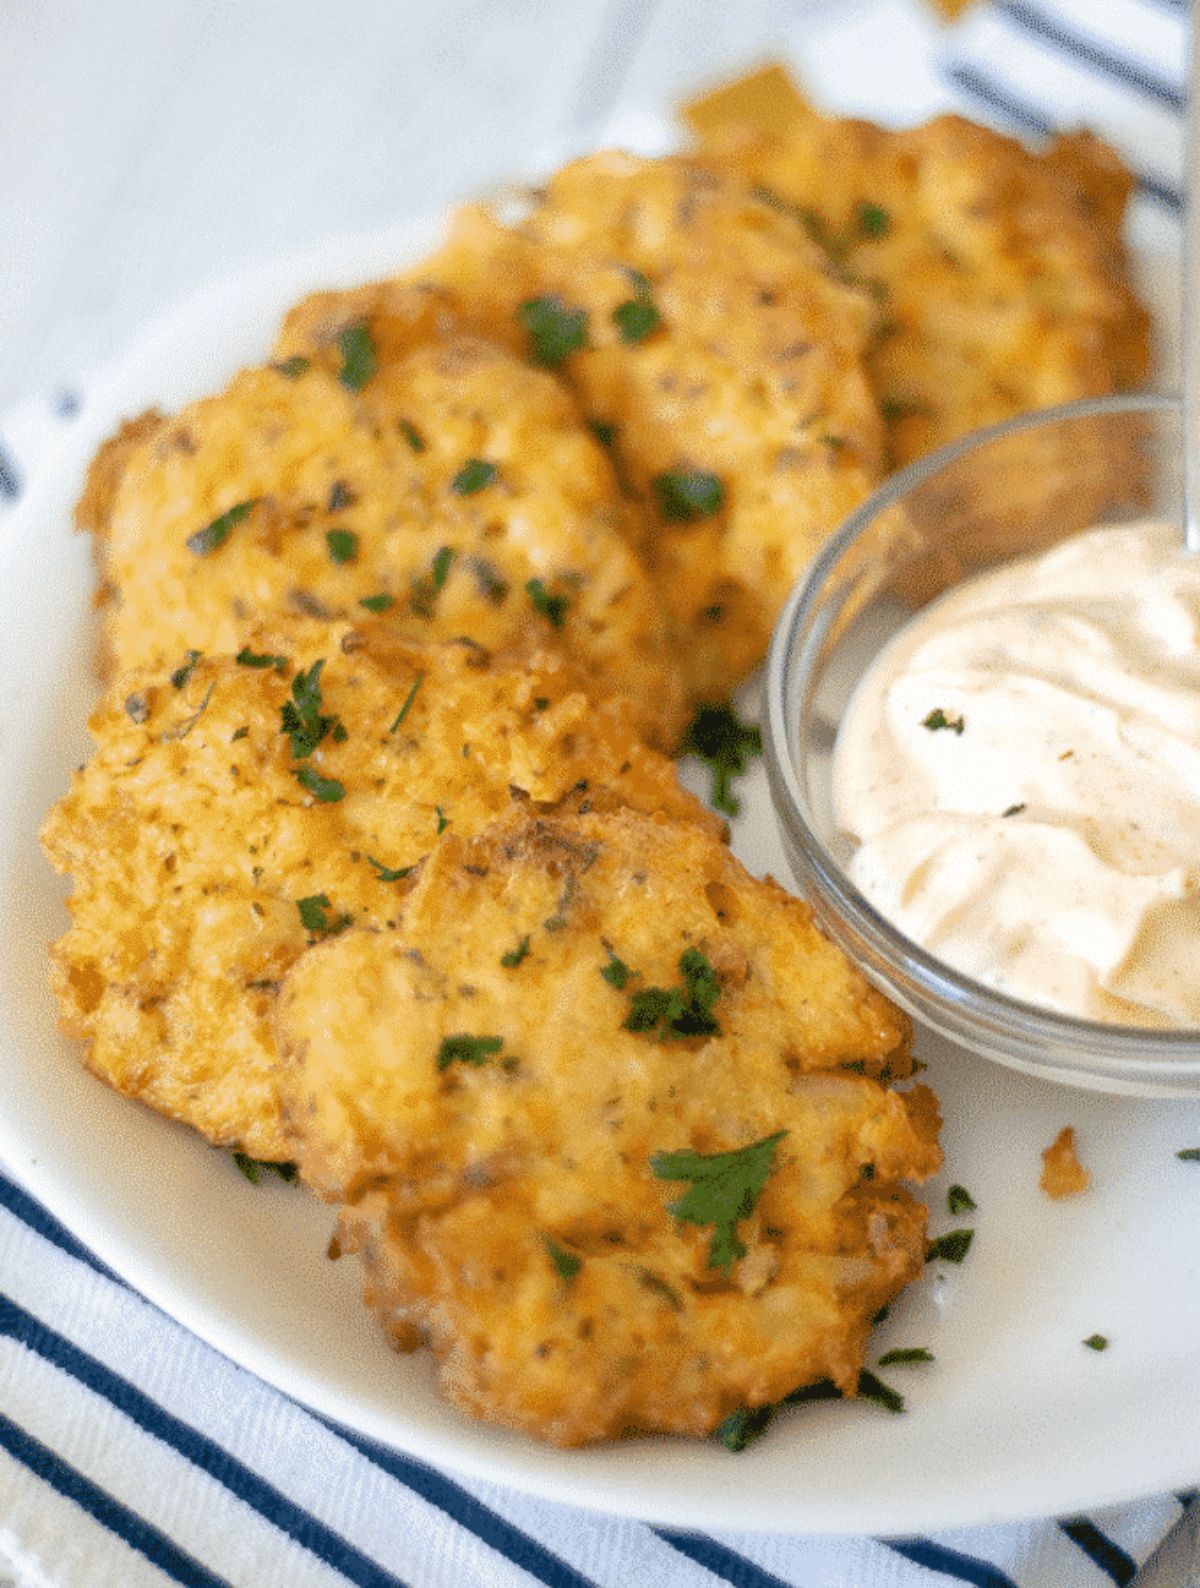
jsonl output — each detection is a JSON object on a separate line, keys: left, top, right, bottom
{"left": 0, "top": 1, "right": 1195, "bottom": 1581}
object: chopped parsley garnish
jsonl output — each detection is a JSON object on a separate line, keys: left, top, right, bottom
{"left": 715, "top": 1404, "right": 775, "bottom": 1453}
{"left": 1083, "top": 1334, "right": 1109, "bottom": 1352}
{"left": 612, "top": 294, "right": 661, "bottom": 344}
{"left": 231, "top": 726, "right": 249, "bottom": 741}
{"left": 600, "top": 949, "right": 630, "bottom": 989}
{"left": 297, "top": 893, "right": 332, "bottom": 932}
{"left": 589, "top": 420, "right": 617, "bottom": 448}
{"left": 359, "top": 592, "right": 394, "bottom": 612}
{"left": 651, "top": 1129, "right": 786, "bottom": 1274}
{"left": 327, "top": 480, "right": 354, "bottom": 511}
{"left": 926, "top": 1228, "right": 974, "bottom": 1264}
{"left": 367, "top": 856, "right": 413, "bottom": 882}
{"left": 501, "top": 935, "right": 531, "bottom": 969}
{"left": 1176, "top": 1148, "right": 1200, "bottom": 1161}
{"left": 280, "top": 659, "right": 337, "bottom": 758}
{"left": 1002, "top": 803, "right": 1026, "bottom": 818}
{"left": 186, "top": 498, "right": 256, "bottom": 557}
{"left": 517, "top": 295, "right": 588, "bottom": 367}
{"left": 624, "top": 948, "right": 722, "bottom": 1041}
{"left": 325, "top": 528, "right": 358, "bottom": 565}
{"left": 390, "top": 673, "right": 424, "bottom": 732}
{"left": 436, "top": 1033, "right": 504, "bottom": 1071}
{"left": 233, "top": 1153, "right": 298, "bottom": 1185}
{"left": 856, "top": 1370, "right": 905, "bottom": 1415}
{"left": 652, "top": 470, "right": 724, "bottom": 522}
{"left": 398, "top": 419, "right": 426, "bottom": 452}
{"left": 171, "top": 650, "right": 201, "bottom": 689}
{"left": 272, "top": 355, "right": 310, "bottom": 379}
{"left": 877, "top": 1347, "right": 934, "bottom": 1366}
{"left": 236, "top": 647, "right": 286, "bottom": 669}
{"left": 451, "top": 458, "right": 497, "bottom": 495}
{"left": 680, "top": 700, "right": 762, "bottom": 818}
{"left": 431, "top": 545, "right": 454, "bottom": 588}
{"left": 410, "top": 546, "right": 454, "bottom": 615}
{"left": 294, "top": 766, "right": 345, "bottom": 802}
{"left": 947, "top": 1184, "right": 977, "bottom": 1215}
{"left": 336, "top": 322, "right": 376, "bottom": 390}
{"left": 525, "top": 577, "right": 569, "bottom": 628}
{"left": 856, "top": 201, "right": 891, "bottom": 238}
{"left": 435, "top": 806, "right": 449, "bottom": 834}
{"left": 923, "top": 708, "right": 965, "bottom": 735}
{"left": 543, "top": 1236, "right": 581, "bottom": 1282}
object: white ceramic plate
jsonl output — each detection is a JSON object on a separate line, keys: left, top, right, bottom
{"left": 1, "top": 200, "right": 1197, "bottom": 1536}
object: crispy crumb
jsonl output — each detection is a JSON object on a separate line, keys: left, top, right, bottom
{"left": 1040, "top": 1126, "right": 1090, "bottom": 1199}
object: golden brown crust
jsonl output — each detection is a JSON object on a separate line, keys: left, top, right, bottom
{"left": 1040, "top": 1125, "right": 1091, "bottom": 1199}
{"left": 82, "top": 315, "right": 686, "bottom": 749}
{"left": 40, "top": 625, "right": 715, "bottom": 1159}
{"left": 280, "top": 154, "right": 883, "bottom": 704}
{"left": 277, "top": 807, "right": 939, "bottom": 1445}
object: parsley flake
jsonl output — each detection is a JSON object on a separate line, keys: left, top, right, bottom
{"left": 517, "top": 295, "right": 588, "bottom": 367}
{"left": 624, "top": 948, "right": 721, "bottom": 1041}
{"left": 856, "top": 201, "right": 891, "bottom": 238}
{"left": 187, "top": 498, "right": 256, "bottom": 557}
{"left": 589, "top": 420, "right": 617, "bottom": 448}
{"left": 923, "top": 708, "right": 965, "bottom": 735}
{"left": 680, "top": 700, "right": 762, "bottom": 818}
{"left": 336, "top": 322, "right": 376, "bottom": 391}
{"left": 543, "top": 1236, "right": 581, "bottom": 1282}
{"left": 236, "top": 647, "right": 286, "bottom": 669}
{"left": 435, "top": 806, "right": 449, "bottom": 835}
{"left": 451, "top": 459, "right": 497, "bottom": 495}
{"left": 525, "top": 577, "right": 569, "bottom": 628}
{"left": 947, "top": 1184, "right": 977, "bottom": 1215}
{"left": 398, "top": 419, "right": 426, "bottom": 452}
{"left": 612, "top": 295, "right": 661, "bottom": 344}
{"left": 1083, "top": 1334, "right": 1109, "bottom": 1352}
{"left": 715, "top": 1404, "right": 775, "bottom": 1453}
{"left": 297, "top": 893, "right": 332, "bottom": 932}
{"left": 877, "top": 1347, "right": 934, "bottom": 1366}
{"left": 436, "top": 1033, "right": 504, "bottom": 1071}
{"left": 272, "top": 355, "right": 310, "bottom": 379}
{"left": 326, "top": 528, "right": 358, "bottom": 564}
{"left": 390, "top": 673, "right": 424, "bottom": 732}
{"left": 233, "top": 1153, "right": 299, "bottom": 1185}
{"left": 600, "top": 949, "right": 630, "bottom": 989}
{"left": 294, "top": 766, "right": 345, "bottom": 802}
{"left": 501, "top": 935, "right": 531, "bottom": 969}
{"left": 1176, "top": 1148, "right": 1200, "bottom": 1161}
{"left": 652, "top": 470, "right": 724, "bottom": 521}
{"left": 367, "top": 856, "right": 413, "bottom": 882}
{"left": 280, "top": 659, "right": 338, "bottom": 758}
{"left": 359, "top": 592, "right": 394, "bottom": 612}
{"left": 926, "top": 1228, "right": 974, "bottom": 1264}
{"left": 171, "top": 650, "right": 201, "bottom": 690}
{"left": 1002, "top": 803, "right": 1026, "bottom": 818}
{"left": 856, "top": 1370, "right": 905, "bottom": 1414}
{"left": 651, "top": 1129, "right": 785, "bottom": 1274}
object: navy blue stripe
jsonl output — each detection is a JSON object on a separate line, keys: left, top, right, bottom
{"left": 993, "top": 0, "right": 1183, "bottom": 109}
{"left": 1059, "top": 1518, "right": 1137, "bottom": 1586}
{"left": 884, "top": 1538, "right": 1020, "bottom": 1588}
{"left": 0, "top": 1293, "right": 411, "bottom": 1588}
{"left": 0, "top": 443, "right": 20, "bottom": 501}
{"left": 944, "top": 62, "right": 1183, "bottom": 211}
{"left": 654, "top": 1530, "right": 796, "bottom": 1588}
{"left": 0, "top": 1170, "right": 124, "bottom": 1281}
{"left": 323, "top": 1419, "right": 599, "bottom": 1588}
{"left": 0, "top": 1408, "right": 234, "bottom": 1588}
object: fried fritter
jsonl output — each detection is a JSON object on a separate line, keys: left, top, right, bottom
{"left": 685, "top": 72, "right": 1150, "bottom": 472}
{"left": 81, "top": 315, "right": 685, "bottom": 748}
{"left": 277, "top": 154, "right": 884, "bottom": 703}
{"left": 40, "top": 623, "right": 715, "bottom": 1161}
{"left": 276, "top": 807, "right": 940, "bottom": 1446}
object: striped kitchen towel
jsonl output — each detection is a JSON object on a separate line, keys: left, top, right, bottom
{"left": 0, "top": 0, "right": 1192, "bottom": 1583}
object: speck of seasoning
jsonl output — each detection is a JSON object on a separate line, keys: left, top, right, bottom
{"left": 390, "top": 673, "right": 424, "bottom": 732}
{"left": 336, "top": 322, "right": 376, "bottom": 390}
{"left": 325, "top": 528, "right": 359, "bottom": 565}
{"left": 327, "top": 480, "right": 354, "bottom": 511}
{"left": 451, "top": 459, "right": 497, "bottom": 495}
{"left": 1002, "top": 803, "right": 1026, "bottom": 818}
{"left": 946, "top": 1184, "right": 977, "bottom": 1215}
{"left": 170, "top": 650, "right": 201, "bottom": 689}
{"left": 501, "top": 935, "right": 531, "bottom": 969}
{"left": 187, "top": 499, "right": 256, "bottom": 557}
{"left": 398, "top": 419, "right": 426, "bottom": 452}
{"left": 359, "top": 592, "right": 394, "bottom": 612}
{"left": 923, "top": 708, "right": 964, "bottom": 735}
{"left": 1083, "top": 1334, "right": 1109, "bottom": 1352}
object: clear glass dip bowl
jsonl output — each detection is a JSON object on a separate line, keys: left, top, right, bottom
{"left": 763, "top": 393, "right": 1200, "bottom": 1097}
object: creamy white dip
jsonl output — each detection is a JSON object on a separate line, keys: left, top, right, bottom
{"left": 832, "top": 520, "right": 1200, "bottom": 1028}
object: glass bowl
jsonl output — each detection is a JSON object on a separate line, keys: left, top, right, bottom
{"left": 763, "top": 392, "right": 1200, "bottom": 1097}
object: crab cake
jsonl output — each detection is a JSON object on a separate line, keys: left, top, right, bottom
{"left": 685, "top": 74, "right": 1150, "bottom": 471}
{"left": 80, "top": 318, "right": 686, "bottom": 748}
{"left": 276, "top": 807, "right": 940, "bottom": 1447}
{"left": 278, "top": 154, "right": 884, "bottom": 703}
{"left": 40, "top": 624, "right": 714, "bottom": 1161}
